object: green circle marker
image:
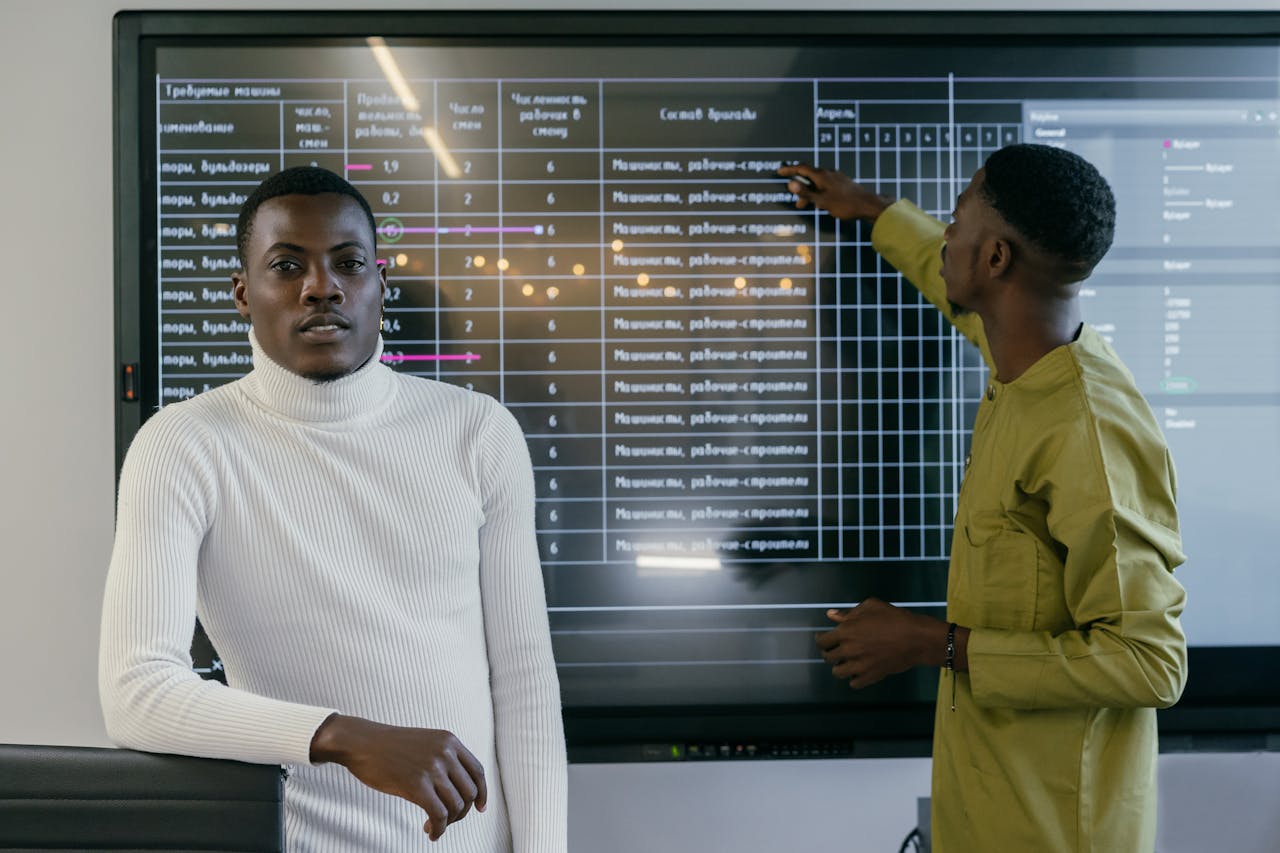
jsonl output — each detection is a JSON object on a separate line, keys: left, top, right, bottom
{"left": 379, "top": 216, "right": 404, "bottom": 244}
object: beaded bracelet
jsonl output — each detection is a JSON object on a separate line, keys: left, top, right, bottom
{"left": 945, "top": 622, "right": 958, "bottom": 711}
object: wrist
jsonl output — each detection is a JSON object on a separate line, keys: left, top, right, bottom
{"left": 953, "top": 625, "right": 971, "bottom": 673}
{"left": 865, "top": 195, "right": 894, "bottom": 223}
{"left": 310, "top": 713, "right": 362, "bottom": 766}
{"left": 916, "top": 615, "right": 952, "bottom": 668}
{"left": 843, "top": 194, "right": 895, "bottom": 225}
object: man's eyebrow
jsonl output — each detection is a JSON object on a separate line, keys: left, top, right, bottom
{"left": 262, "top": 239, "right": 369, "bottom": 255}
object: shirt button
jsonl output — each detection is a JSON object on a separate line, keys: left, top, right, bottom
{"left": 986, "top": 385, "right": 995, "bottom": 400}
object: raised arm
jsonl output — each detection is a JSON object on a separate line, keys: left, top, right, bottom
{"left": 781, "top": 163, "right": 993, "bottom": 368}
{"left": 779, "top": 162, "right": 893, "bottom": 222}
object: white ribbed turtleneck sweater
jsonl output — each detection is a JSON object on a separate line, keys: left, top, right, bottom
{"left": 100, "top": 332, "right": 567, "bottom": 852}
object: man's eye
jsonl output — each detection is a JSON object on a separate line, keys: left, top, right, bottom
{"left": 271, "top": 259, "right": 301, "bottom": 272}
{"left": 337, "top": 259, "right": 366, "bottom": 271}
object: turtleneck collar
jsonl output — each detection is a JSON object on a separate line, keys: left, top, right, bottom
{"left": 239, "top": 328, "right": 396, "bottom": 425}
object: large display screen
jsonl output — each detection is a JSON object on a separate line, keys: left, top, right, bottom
{"left": 116, "top": 12, "right": 1280, "bottom": 755}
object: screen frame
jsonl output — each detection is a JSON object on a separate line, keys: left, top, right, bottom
{"left": 115, "top": 9, "right": 1280, "bottom": 760}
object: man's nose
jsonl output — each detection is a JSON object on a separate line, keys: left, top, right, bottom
{"left": 301, "top": 267, "right": 344, "bottom": 303}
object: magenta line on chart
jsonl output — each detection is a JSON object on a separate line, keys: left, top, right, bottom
{"left": 346, "top": 163, "right": 373, "bottom": 170}
{"left": 381, "top": 354, "right": 482, "bottom": 362}
{"left": 379, "top": 225, "right": 544, "bottom": 235}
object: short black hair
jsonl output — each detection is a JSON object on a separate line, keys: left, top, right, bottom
{"left": 980, "top": 144, "right": 1116, "bottom": 281}
{"left": 236, "top": 166, "right": 378, "bottom": 263}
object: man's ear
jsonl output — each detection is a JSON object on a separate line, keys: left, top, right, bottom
{"left": 232, "top": 271, "right": 251, "bottom": 320}
{"left": 987, "top": 237, "right": 1013, "bottom": 279}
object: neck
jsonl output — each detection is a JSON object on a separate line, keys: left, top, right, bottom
{"left": 243, "top": 329, "right": 394, "bottom": 424}
{"left": 982, "top": 292, "right": 1081, "bottom": 383}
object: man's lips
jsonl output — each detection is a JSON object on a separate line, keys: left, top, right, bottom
{"left": 298, "top": 313, "right": 350, "bottom": 333}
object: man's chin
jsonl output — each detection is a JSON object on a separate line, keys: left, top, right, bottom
{"left": 305, "top": 370, "right": 350, "bottom": 384}
{"left": 296, "top": 344, "right": 378, "bottom": 383}
{"left": 297, "top": 359, "right": 355, "bottom": 383}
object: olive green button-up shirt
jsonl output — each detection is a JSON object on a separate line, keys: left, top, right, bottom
{"left": 872, "top": 200, "right": 1188, "bottom": 853}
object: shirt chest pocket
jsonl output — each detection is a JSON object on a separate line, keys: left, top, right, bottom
{"left": 958, "top": 510, "right": 1039, "bottom": 631}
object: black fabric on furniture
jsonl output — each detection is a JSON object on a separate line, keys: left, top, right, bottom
{"left": 0, "top": 744, "right": 283, "bottom": 851}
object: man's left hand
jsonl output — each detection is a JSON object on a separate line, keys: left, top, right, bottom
{"left": 815, "top": 597, "right": 946, "bottom": 689}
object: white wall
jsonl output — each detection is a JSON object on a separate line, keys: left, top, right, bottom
{"left": 3, "top": 1, "right": 1277, "bottom": 851}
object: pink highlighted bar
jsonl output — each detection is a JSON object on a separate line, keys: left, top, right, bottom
{"left": 346, "top": 163, "right": 373, "bottom": 171}
{"left": 382, "top": 225, "right": 540, "bottom": 235}
{"left": 381, "top": 353, "right": 481, "bottom": 362}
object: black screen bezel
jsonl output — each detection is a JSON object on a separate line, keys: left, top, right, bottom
{"left": 115, "top": 10, "right": 1280, "bottom": 758}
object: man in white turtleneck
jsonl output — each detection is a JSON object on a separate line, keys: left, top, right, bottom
{"left": 100, "top": 167, "right": 567, "bottom": 852}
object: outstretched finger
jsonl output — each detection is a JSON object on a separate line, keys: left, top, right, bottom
{"left": 779, "top": 162, "right": 819, "bottom": 178}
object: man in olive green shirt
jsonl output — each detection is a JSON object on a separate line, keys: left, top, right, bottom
{"left": 782, "top": 145, "right": 1187, "bottom": 852}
